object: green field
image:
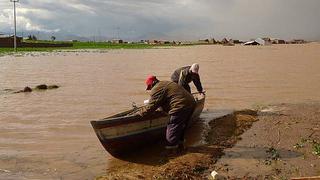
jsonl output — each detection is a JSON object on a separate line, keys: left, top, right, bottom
{"left": 0, "top": 41, "right": 159, "bottom": 56}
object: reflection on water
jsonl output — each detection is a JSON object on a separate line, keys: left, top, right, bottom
{"left": 1, "top": 44, "right": 320, "bottom": 179}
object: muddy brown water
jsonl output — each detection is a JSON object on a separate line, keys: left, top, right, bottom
{"left": 0, "top": 44, "right": 320, "bottom": 179}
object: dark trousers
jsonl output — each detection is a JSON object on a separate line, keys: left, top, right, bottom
{"left": 166, "top": 108, "right": 194, "bottom": 147}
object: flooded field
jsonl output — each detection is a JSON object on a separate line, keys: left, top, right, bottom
{"left": 0, "top": 44, "right": 320, "bottom": 179}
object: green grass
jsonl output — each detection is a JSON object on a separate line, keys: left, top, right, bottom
{"left": 0, "top": 41, "right": 166, "bottom": 56}
{"left": 0, "top": 47, "right": 60, "bottom": 56}
{"left": 293, "top": 138, "right": 308, "bottom": 149}
{"left": 312, "top": 141, "right": 320, "bottom": 156}
{"left": 23, "top": 40, "right": 154, "bottom": 49}
{"left": 23, "top": 39, "right": 69, "bottom": 44}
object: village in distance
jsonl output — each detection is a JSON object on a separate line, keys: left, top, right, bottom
{"left": 0, "top": 32, "right": 312, "bottom": 50}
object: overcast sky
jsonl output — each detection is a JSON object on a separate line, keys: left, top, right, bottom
{"left": 1, "top": 0, "right": 320, "bottom": 40}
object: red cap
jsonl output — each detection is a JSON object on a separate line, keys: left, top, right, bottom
{"left": 145, "top": 75, "right": 157, "bottom": 90}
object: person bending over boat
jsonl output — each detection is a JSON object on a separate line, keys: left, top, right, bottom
{"left": 171, "top": 63, "right": 204, "bottom": 94}
{"left": 139, "top": 75, "right": 196, "bottom": 152}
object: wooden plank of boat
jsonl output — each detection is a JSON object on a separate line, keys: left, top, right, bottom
{"left": 90, "top": 93, "right": 205, "bottom": 157}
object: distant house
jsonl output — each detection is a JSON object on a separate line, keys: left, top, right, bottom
{"left": 261, "top": 38, "right": 272, "bottom": 45}
{"left": 148, "top": 40, "right": 160, "bottom": 45}
{"left": 221, "top": 38, "right": 235, "bottom": 46}
{"left": 255, "top": 38, "right": 271, "bottom": 45}
{"left": 244, "top": 38, "right": 271, "bottom": 46}
{"left": 112, "top": 39, "right": 123, "bottom": 44}
{"left": 145, "top": 40, "right": 172, "bottom": 45}
{"left": 198, "top": 39, "right": 210, "bottom": 44}
{"left": 290, "top": 39, "right": 306, "bottom": 44}
{"left": 0, "top": 36, "right": 23, "bottom": 47}
{"left": 221, "top": 38, "right": 229, "bottom": 44}
{"left": 232, "top": 39, "right": 242, "bottom": 44}
{"left": 243, "top": 40, "right": 260, "bottom": 45}
{"left": 140, "top": 40, "right": 149, "bottom": 44}
{"left": 211, "top": 38, "right": 217, "bottom": 44}
{"left": 272, "top": 39, "right": 286, "bottom": 44}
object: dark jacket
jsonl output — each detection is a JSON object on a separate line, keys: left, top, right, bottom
{"left": 171, "top": 66, "right": 203, "bottom": 93}
{"left": 140, "top": 81, "right": 196, "bottom": 116}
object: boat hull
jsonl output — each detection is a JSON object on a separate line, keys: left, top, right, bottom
{"left": 90, "top": 93, "right": 205, "bottom": 156}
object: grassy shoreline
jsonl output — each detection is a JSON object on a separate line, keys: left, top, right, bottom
{"left": 0, "top": 41, "right": 165, "bottom": 56}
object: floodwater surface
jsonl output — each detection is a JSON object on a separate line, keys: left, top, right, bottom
{"left": 0, "top": 44, "right": 320, "bottom": 179}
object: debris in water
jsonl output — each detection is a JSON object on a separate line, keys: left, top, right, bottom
{"left": 13, "top": 84, "right": 60, "bottom": 94}
{"left": 35, "top": 84, "right": 48, "bottom": 90}
{"left": 0, "top": 169, "right": 11, "bottom": 173}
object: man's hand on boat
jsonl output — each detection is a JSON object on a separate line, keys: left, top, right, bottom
{"left": 144, "top": 99, "right": 150, "bottom": 105}
{"left": 199, "top": 90, "right": 206, "bottom": 95}
{"left": 192, "top": 90, "right": 205, "bottom": 95}
{"left": 138, "top": 106, "right": 146, "bottom": 117}
{"left": 138, "top": 106, "right": 164, "bottom": 117}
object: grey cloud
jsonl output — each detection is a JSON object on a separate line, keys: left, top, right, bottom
{"left": 0, "top": 0, "right": 319, "bottom": 40}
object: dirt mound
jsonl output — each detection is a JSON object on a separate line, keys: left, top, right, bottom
{"left": 151, "top": 110, "right": 258, "bottom": 179}
{"left": 212, "top": 103, "right": 320, "bottom": 179}
{"left": 97, "top": 109, "right": 259, "bottom": 179}
{"left": 206, "top": 109, "right": 258, "bottom": 148}
{"left": 98, "top": 104, "right": 320, "bottom": 179}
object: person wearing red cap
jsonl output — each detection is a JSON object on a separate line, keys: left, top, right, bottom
{"left": 140, "top": 75, "right": 196, "bottom": 152}
{"left": 171, "top": 63, "right": 203, "bottom": 94}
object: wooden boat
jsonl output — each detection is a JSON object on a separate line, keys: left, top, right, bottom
{"left": 90, "top": 93, "right": 205, "bottom": 157}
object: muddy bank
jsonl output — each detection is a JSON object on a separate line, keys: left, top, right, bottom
{"left": 96, "top": 109, "right": 259, "bottom": 179}
{"left": 96, "top": 103, "right": 320, "bottom": 179}
{"left": 213, "top": 103, "right": 320, "bottom": 179}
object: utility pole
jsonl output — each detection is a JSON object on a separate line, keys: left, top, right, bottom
{"left": 10, "top": 0, "right": 19, "bottom": 52}
{"left": 116, "top": 27, "right": 120, "bottom": 39}
{"left": 98, "top": 28, "right": 101, "bottom": 42}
